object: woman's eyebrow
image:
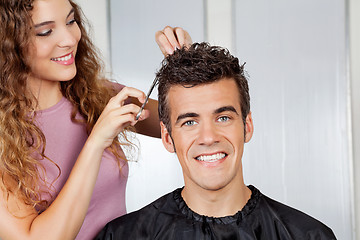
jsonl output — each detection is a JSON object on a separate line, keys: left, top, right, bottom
{"left": 34, "top": 8, "right": 74, "bottom": 28}
{"left": 34, "top": 21, "right": 54, "bottom": 28}
{"left": 67, "top": 8, "right": 75, "bottom": 18}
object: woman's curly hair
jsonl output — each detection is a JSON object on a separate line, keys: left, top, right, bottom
{"left": 157, "top": 42, "right": 250, "bottom": 134}
{"left": 0, "top": 0, "right": 129, "bottom": 212}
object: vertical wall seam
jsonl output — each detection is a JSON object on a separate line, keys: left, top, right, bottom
{"left": 106, "top": 0, "right": 113, "bottom": 72}
{"left": 203, "top": 0, "right": 208, "bottom": 42}
{"left": 231, "top": 0, "right": 236, "bottom": 54}
{"left": 346, "top": 0, "right": 357, "bottom": 238}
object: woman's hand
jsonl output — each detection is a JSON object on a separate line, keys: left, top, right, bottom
{"left": 0, "top": 87, "right": 149, "bottom": 240}
{"left": 155, "top": 26, "right": 192, "bottom": 56}
{"left": 136, "top": 27, "right": 193, "bottom": 138}
{"left": 88, "top": 86, "right": 148, "bottom": 149}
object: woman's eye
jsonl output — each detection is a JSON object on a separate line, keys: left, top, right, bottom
{"left": 36, "top": 29, "right": 52, "bottom": 37}
{"left": 67, "top": 19, "right": 76, "bottom": 25}
{"left": 218, "top": 116, "right": 230, "bottom": 122}
{"left": 183, "top": 120, "right": 197, "bottom": 126}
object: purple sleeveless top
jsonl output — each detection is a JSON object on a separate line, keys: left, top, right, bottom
{"left": 35, "top": 90, "right": 128, "bottom": 239}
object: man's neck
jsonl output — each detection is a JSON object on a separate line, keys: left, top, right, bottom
{"left": 181, "top": 181, "right": 252, "bottom": 218}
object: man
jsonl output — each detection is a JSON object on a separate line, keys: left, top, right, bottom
{"left": 95, "top": 43, "right": 336, "bottom": 239}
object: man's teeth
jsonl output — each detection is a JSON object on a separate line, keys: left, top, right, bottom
{"left": 196, "top": 153, "right": 226, "bottom": 162}
{"left": 52, "top": 53, "right": 72, "bottom": 61}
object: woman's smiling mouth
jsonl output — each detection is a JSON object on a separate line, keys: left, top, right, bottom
{"left": 51, "top": 52, "right": 74, "bottom": 65}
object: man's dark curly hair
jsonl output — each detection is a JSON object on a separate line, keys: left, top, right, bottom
{"left": 157, "top": 42, "right": 250, "bottom": 133}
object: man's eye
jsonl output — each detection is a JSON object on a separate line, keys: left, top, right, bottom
{"left": 218, "top": 116, "right": 230, "bottom": 122}
{"left": 183, "top": 120, "right": 197, "bottom": 126}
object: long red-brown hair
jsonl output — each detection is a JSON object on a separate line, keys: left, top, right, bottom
{"left": 0, "top": 0, "right": 129, "bottom": 212}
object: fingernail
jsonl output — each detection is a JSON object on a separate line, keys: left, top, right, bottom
{"left": 167, "top": 46, "right": 174, "bottom": 54}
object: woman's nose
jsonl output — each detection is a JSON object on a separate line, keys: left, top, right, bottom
{"left": 57, "top": 26, "right": 79, "bottom": 48}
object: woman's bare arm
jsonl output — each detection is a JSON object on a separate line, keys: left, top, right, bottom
{"left": 0, "top": 87, "right": 147, "bottom": 240}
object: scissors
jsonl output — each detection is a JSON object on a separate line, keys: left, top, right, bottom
{"left": 135, "top": 78, "right": 158, "bottom": 120}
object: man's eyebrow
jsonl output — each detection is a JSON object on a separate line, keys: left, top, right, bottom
{"left": 214, "top": 106, "right": 239, "bottom": 115}
{"left": 34, "top": 8, "right": 74, "bottom": 28}
{"left": 176, "top": 113, "right": 199, "bottom": 124}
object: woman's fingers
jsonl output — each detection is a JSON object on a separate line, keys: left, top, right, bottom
{"left": 110, "top": 103, "right": 148, "bottom": 123}
{"left": 174, "top": 27, "right": 192, "bottom": 48}
{"left": 89, "top": 87, "right": 150, "bottom": 149}
{"left": 163, "top": 26, "right": 181, "bottom": 50}
{"left": 108, "top": 86, "right": 146, "bottom": 109}
{"left": 155, "top": 26, "right": 193, "bottom": 56}
{"left": 155, "top": 29, "right": 174, "bottom": 55}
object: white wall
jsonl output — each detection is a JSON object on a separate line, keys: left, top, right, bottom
{"left": 78, "top": 0, "right": 356, "bottom": 239}
{"left": 205, "top": 0, "right": 234, "bottom": 52}
{"left": 233, "top": 1, "right": 352, "bottom": 238}
{"left": 75, "top": 0, "right": 111, "bottom": 73}
{"left": 350, "top": 0, "right": 360, "bottom": 238}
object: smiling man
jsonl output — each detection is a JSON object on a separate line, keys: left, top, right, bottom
{"left": 96, "top": 43, "right": 336, "bottom": 240}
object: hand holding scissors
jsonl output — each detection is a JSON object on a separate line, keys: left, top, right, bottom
{"left": 135, "top": 78, "right": 158, "bottom": 121}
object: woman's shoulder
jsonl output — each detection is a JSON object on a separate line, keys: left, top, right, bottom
{"left": 103, "top": 80, "right": 126, "bottom": 92}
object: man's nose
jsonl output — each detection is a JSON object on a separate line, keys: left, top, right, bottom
{"left": 197, "top": 121, "right": 220, "bottom": 146}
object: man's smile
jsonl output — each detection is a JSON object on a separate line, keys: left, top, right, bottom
{"left": 195, "top": 152, "right": 227, "bottom": 162}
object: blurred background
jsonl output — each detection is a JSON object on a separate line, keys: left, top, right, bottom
{"left": 77, "top": 0, "right": 359, "bottom": 239}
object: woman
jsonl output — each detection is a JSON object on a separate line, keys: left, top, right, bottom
{"left": 0, "top": 0, "right": 191, "bottom": 239}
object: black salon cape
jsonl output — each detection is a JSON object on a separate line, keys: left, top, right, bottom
{"left": 95, "top": 186, "right": 336, "bottom": 240}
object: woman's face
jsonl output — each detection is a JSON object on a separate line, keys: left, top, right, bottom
{"left": 28, "top": 0, "right": 81, "bottom": 84}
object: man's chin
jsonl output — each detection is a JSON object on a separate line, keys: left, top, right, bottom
{"left": 199, "top": 182, "right": 228, "bottom": 192}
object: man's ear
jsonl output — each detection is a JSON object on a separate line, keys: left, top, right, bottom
{"left": 244, "top": 112, "right": 254, "bottom": 143}
{"left": 161, "top": 121, "right": 175, "bottom": 153}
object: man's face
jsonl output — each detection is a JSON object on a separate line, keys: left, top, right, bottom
{"left": 161, "top": 78, "right": 253, "bottom": 192}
